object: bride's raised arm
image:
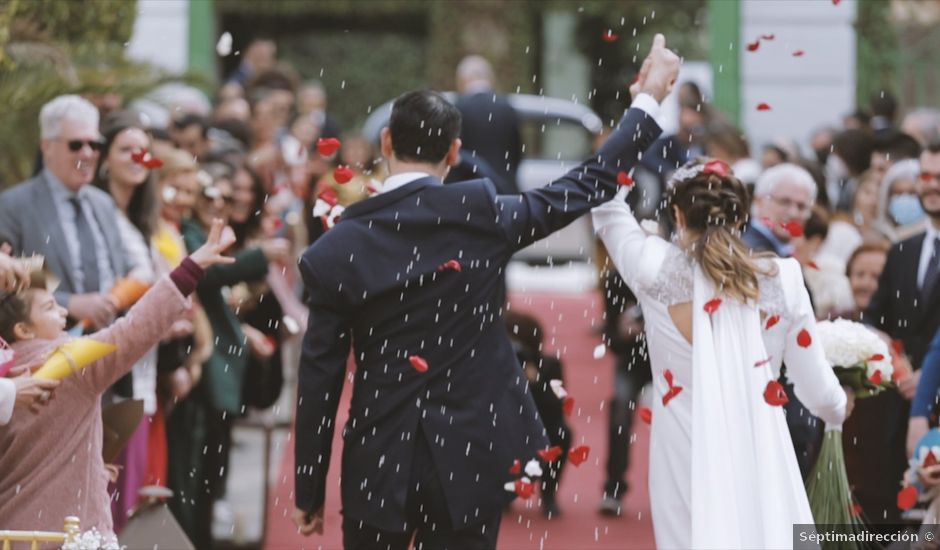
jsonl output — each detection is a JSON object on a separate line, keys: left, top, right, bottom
{"left": 591, "top": 186, "right": 667, "bottom": 293}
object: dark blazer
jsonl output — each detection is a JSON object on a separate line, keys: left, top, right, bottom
{"left": 866, "top": 232, "right": 940, "bottom": 368}
{"left": 742, "top": 220, "right": 786, "bottom": 257}
{"left": 295, "top": 107, "right": 661, "bottom": 532}
{"left": 0, "top": 172, "right": 128, "bottom": 303}
{"left": 182, "top": 220, "right": 268, "bottom": 414}
{"left": 454, "top": 91, "right": 523, "bottom": 193}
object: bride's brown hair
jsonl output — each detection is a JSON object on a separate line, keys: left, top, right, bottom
{"left": 667, "top": 158, "right": 772, "bottom": 303}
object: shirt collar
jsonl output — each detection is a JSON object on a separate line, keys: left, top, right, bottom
{"left": 43, "top": 169, "right": 83, "bottom": 201}
{"left": 926, "top": 220, "right": 940, "bottom": 244}
{"left": 382, "top": 172, "right": 431, "bottom": 193}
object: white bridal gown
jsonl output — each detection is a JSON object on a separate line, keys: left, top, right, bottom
{"left": 592, "top": 190, "right": 847, "bottom": 550}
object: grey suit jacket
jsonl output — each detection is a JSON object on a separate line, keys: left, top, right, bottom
{"left": 0, "top": 172, "right": 128, "bottom": 305}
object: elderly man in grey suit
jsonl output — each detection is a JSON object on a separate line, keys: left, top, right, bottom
{"left": 0, "top": 95, "right": 127, "bottom": 328}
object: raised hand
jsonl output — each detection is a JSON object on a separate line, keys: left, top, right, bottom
{"left": 190, "top": 219, "right": 237, "bottom": 269}
{"left": 637, "top": 33, "right": 682, "bottom": 104}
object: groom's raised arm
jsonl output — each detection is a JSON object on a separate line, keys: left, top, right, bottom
{"left": 491, "top": 103, "right": 661, "bottom": 251}
{"left": 490, "top": 33, "right": 679, "bottom": 251}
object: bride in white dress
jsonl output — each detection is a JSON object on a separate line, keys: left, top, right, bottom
{"left": 592, "top": 160, "right": 854, "bottom": 549}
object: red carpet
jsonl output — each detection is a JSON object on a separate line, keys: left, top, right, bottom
{"left": 264, "top": 291, "right": 655, "bottom": 549}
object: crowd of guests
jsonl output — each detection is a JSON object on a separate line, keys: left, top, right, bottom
{"left": 0, "top": 32, "right": 939, "bottom": 546}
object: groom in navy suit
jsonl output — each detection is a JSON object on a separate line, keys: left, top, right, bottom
{"left": 293, "top": 35, "right": 679, "bottom": 549}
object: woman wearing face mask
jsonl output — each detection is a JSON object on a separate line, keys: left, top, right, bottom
{"left": 874, "top": 159, "right": 927, "bottom": 242}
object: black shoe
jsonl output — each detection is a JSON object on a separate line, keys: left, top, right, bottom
{"left": 598, "top": 495, "right": 623, "bottom": 517}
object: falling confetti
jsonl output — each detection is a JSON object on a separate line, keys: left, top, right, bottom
{"left": 783, "top": 220, "right": 804, "bottom": 238}
{"left": 616, "top": 171, "right": 634, "bottom": 187}
{"left": 761, "top": 34, "right": 775, "bottom": 40}
{"left": 806, "top": 261, "right": 819, "bottom": 270}
{"left": 216, "top": 31, "right": 233, "bottom": 57}
{"left": 702, "top": 160, "right": 729, "bottom": 177}
{"left": 703, "top": 297, "right": 722, "bottom": 315}
{"left": 131, "top": 149, "right": 163, "bottom": 169}
{"left": 436, "top": 259, "right": 462, "bottom": 273}
{"left": 549, "top": 379, "right": 568, "bottom": 400}
{"left": 747, "top": 40, "right": 761, "bottom": 52}
{"left": 792, "top": 50, "right": 805, "bottom": 57}
{"left": 562, "top": 397, "right": 575, "bottom": 417}
{"left": 317, "top": 137, "right": 341, "bottom": 157}
{"left": 524, "top": 459, "right": 543, "bottom": 478}
{"left": 514, "top": 478, "right": 536, "bottom": 499}
{"left": 509, "top": 459, "right": 522, "bottom": 475}
{"left": 638, "top": 406, "right": 652, "bottom": 424}
{"left": 568, "top": 445, "right": 591, "bottom": 466}
{"left": 763, "top": 380, "right": 789, "bottom": 406}
{"left": 662, "top": 369, "right": 683, "bottom": 406}
{"left": 756, "top": 102, "right": 772, "bottom": 111}
{"left": 409, "top": 355, "right": 428, "bottom": 373}
{"left": 593, "top": 343, "right": 607, "bottom": 359}
{"left": 869, "top": 371, "right": 883, "bottom": 385}
{"left": 602, "top": 29, "right": 619, "bottom": 43}
{"left": 537, "top": 446, "right": 563, "bottom": 463}
{"left": 754, "top": 356, "right": 772, "bottom": 368}
{"left": 797, "top": 329, "right": 812, "bottom": 348}
{"left": 333, "top": 165, "right": 354, "bottom": 184}
{"left": 869, "top": 354, "right": 885, "bottom": 361}
{"left": 897, "top": 486, "right": 918, "bottom": 510}
{"left": 765, "top": 314, "right": 780, "bottom": 330}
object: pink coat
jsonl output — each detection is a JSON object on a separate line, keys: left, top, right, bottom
{"left": 0, "top": 276, "right": 189, "bottom": 536}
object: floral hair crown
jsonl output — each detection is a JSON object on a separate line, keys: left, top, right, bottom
{"left": 667, "top": 159, "right": 731, "bottom": 188}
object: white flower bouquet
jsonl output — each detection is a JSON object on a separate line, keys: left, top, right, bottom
{"left": 806, "top": 319, "right": 894, "bottom": 549}
{"left": 816, "top": 319, "right": 893, "bottom": 397}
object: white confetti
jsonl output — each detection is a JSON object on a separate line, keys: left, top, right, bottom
{"left": 593, "top": 343, "right": 607, "bottom": 359}
{"left": 216, "top": 31, "right": 233, "bottom": 57}
{"left": 524, "top": 459, "right": 543, "bottom": 478}
{"left": 549, "top": 379, "right": 567, "bottom": 400}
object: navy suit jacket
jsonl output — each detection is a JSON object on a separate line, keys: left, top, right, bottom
{"left": 295, "top": 107, "right": 661, "bottom": 531}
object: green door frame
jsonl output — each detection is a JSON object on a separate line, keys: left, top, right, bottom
{"left": 708, "top": 0, "right": 741, "bottom": 126}
{"left": 188, "top": 0, "right": 216, "bottom": 82}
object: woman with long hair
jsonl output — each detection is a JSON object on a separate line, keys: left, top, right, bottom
{"left": 592, "top": 158, "right": 853, "bottom": 549}
{"left": 93, "top": 111, "right": 161, "bottom": 533}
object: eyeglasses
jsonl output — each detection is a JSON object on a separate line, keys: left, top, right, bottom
{"left": 768, "top": 195, "right": 811, "bottom": 215}
{"left": 64, "top": 139, "right": 105, "bottom": 153}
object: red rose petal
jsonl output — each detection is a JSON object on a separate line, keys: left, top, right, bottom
{"left": 765, "top": 314, "right": 781, "bottom": 330}
{"left": 616, "top": 171, "right": 634, "bottom": 187}
{"left": 869, "top": 370, "right": 883, "bottom": 385}
{"left": 792, "top": 50, "right": 805, "bottom": 57}
{"left": 761, "top": 34, "right": 775, "bottom": 41}
{"left": 131, "top": 150, "right": 146, "bottom": 163}
{"left": 142, "top": 157, "right": 164, "bottom": 169}
{"left": 703, "top": 297, "right": 722, "bottom": 315}
{"left": 747, "top": 40, "right": 760, "bottom": 52}
{"left": 638, "top": 406, "right": 652, "bottom": 424}
{"left": 319, "top": 188, "right": 339, "bottom": 206}
{"left": 602, "top": 30, "right": 618, "bottom": 43}
{"left": 784, "top": 221, "right": 804, "bottom": 238}
{"left": 333, "top": 165, "right": 354, "bottom": 184}
{"left": 754, "top": 356, "right": 772, "bottom": 368}
{"left": 869, "top": 354, "right": 885, "bottom": 361}
{"left": 898, "top": 486, "right": 918, "bottom": 510}
{"left": 702, "top": 159, "right": 729, "bottom": 178}
{"left": 832, "top": 0, "right": 841, "bottom": 5}
{"left": 806, "top": 261, "right": 819, "bottom": 270}
{"left": 509, "top": 459, "right": 521, "bottom": 475}
{"left": 568, "top": 445, "right": 590, "bottom": 467}
{"left": 562, "top": 396, "right": 575, "bottom": 417}
{"left": 663, "top": 369, "right": 674, "bottom": 386}
{"left": 537, "top": 446, "right": 563, "bottom": 463}
{"left": 514, "top": 478, "right": 535, "bottom": 499}
{"left": 756, "top": 102, "right": 772, "bottom": 111}
{"left": 763, "top": 380, "right": 789, "bottom": 406}
{"left": 409, "top": 355, "right": 429, "bottom": 373}
{"left": 662, "top": 369, "right": 684, "bottom": 407}
{"left": 316, "top": 137, "right": 341, "bottom": 157}
{"left": 437, "top": 259, "right": 462, "bottom": 273}
{"left": 797, "top": 329, "right": 812, "bottom": 348}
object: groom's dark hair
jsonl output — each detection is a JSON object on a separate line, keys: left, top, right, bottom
{"left": 389, "top": 90, "right": 461, "bottom": 164}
